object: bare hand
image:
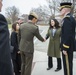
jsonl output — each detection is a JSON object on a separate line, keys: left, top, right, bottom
{"left": 62, "top": 50, "right": 67, "bottom": 55}
{"left": 17, "top": 51, "right": 20, "bottom": 54}
{"left": 43, "top": 38, "right": 46, "bottom": 42}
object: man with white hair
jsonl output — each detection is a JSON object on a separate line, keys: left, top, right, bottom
{"left": 60, "top": 2, "right": 76, "bottom": 75}
{"left": 0, "top": 0, "right": 13, "bottom": 75}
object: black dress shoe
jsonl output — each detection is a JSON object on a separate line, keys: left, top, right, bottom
{"left": 47, "top": 67, "right": 52, "bottom": 70}
{"left": 55, "top": 68, "right": 61, "bottom": 72}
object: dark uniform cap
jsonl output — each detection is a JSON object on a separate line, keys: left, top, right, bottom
{"left": 60, "top": 2, "right": 72, "bottom": 11}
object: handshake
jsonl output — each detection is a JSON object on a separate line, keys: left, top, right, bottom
{"left": 43, "top": 38, "right": 46, "bottom": 42}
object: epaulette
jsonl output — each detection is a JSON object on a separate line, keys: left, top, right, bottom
{"left": 65, "top": 15, "right": 70, "bottom": 18}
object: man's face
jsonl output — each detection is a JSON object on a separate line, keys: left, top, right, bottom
{"left": 0, "top": 0, "right": 2, "bottom": 12}
{"left": 34, "top": 18, "right": 38, "bottom": 23}
{"left": 60, "top": 8, "right": 66, "bottom": 16}
{"left": 32, "top": 17, "right": 38, "bottom": 24}
{"left": 17, "top": 19, "right": 23, "bottom": 24}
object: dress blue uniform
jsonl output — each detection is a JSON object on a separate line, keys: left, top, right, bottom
{"left": 60, "top": 2, "right": 76, "bottom": 75}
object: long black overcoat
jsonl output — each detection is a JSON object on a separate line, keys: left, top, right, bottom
{"left": 0, "top": 14, "right": 13, "bottom": 75}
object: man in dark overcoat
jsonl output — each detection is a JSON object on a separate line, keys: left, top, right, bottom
{"left": 0, "top": 0, "right": 13, "bottom": 75}
{"left": 60, "top": 2, "right": 76, "bottom": 75}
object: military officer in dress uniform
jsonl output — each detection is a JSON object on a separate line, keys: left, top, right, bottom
{"left": 19, "top": 12, "right": 45, "bottom": 75}
{"left": 60, "top": 2, "right": 76, "bottom": 75}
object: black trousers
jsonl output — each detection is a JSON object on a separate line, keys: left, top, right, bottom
{"left": 48, "top": 56, "right": 62, "bottom": 69}
{"left": 12, "top": 54, "right": 21, "bottom": 75}
{"left": 62, "top": 51, "right": 73, "bottom": 75}
{"left": 16, "top": 53, "right": 21, "bottom": 71}
{"left": 12, "top": 59, "right": 20, "bottom": 75}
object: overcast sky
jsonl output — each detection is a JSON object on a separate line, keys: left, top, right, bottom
{"left": 1, "top": 0, "right": 48, "bottom": 15}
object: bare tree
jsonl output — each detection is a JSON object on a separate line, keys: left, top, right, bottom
{"left": 61, "top": 0, "right": 71, "bottom": 2}
{"left": 46, "top": 0, "right": 61, "bottom": 18}
{"left": 31, "top": 5, "right": 50, "bottom": 20}
{"left": 5, "top": 6, "right": 20, "bottom": 24}
{"left": 30, "top": 5, "right": 51, "bottom": 24}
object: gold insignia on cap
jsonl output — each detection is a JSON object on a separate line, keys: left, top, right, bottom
{"left": 60, "top": 5, "right": 71, "bottom": 9}
{"left": 60, "top": 2, "right": 72, "bottom": 11}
